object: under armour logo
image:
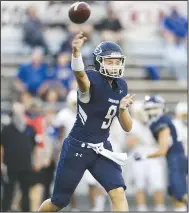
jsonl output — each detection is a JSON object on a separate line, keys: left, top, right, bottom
{"left": 119, "top": 90, "right": 123, "bottom": 94}
{"left": 75, "top": 153, "right": 83, "bottom": 157}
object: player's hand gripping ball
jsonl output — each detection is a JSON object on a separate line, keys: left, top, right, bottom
{"left": 69, "top": 1, "right": 91, "bottom": 24}
{"left": 120, "top": 94, "right": 135, "bottom": 110}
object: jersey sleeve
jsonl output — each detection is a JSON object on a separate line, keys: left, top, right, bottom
{"left": 85, "top": 70, "right": 97, "bottom": 83}
{"left": 78, "top": 70, "right": 96, "bottom": 104}
{"left": 150, "top": 116, "right": 169, "bottom": 135}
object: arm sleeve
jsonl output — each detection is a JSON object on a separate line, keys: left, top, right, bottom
{"left": 154, "top": 122, "right": 169, "bottom": 134}
{"left": 78, "top": 70, "right": 95, "bottom": 104}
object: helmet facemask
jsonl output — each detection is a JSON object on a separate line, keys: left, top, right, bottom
{"left": 96, "top": 55, "right": 126, "bottom": 78}
{"left": 144, "top": 103, "right": 164, "bottom": 120}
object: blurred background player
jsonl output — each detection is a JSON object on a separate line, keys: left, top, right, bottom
{"left": 53, "top": 90, "right": 106, "bottom": 211}
{"left": 134, "top": 95, "right": 188, "bottom": 211}
{"left": 126, "top": 101, "right": 166, "bottom": 211}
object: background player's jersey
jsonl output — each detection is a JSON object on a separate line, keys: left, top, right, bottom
{"left": 148, "top": 114, "right": 185, "bottom": 158}
{"left": 70, "top": 70, "right": 128, "bottom": 143}
{"left": 129, "top": 118, "right": 159, "bottom": 154}
{"left": 53, "top": 108, "right": 76, "bottom": 138}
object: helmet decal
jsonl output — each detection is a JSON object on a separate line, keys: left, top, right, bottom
{"left": 94, "top": 45, "right": 102, "bottom": 55}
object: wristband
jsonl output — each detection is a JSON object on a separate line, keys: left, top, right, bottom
{"left": 119, "top": 106, "right": 129, "bottom": 111}
{"left": 71, "top": 54, "right": 84, "bottom": 71}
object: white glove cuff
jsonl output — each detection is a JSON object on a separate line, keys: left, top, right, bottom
{"left": 71, "top": 54, "right": 85, "bottom": 71}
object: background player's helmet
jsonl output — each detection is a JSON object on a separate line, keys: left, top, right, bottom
{"left": 67, "top": 90, "right": 77, "bottom": 109}
{"left": 93, "top": 41, "right": 126, "bottom": 78}
{"left": 175, "top": 102, "right": 187, "bottom": 125}
{"left": 144, "top": 95, "right": 165, "bottom": 119}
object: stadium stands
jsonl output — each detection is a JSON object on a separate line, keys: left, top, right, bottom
{"left": 1, "top": 1, "right": 187, "bottom": 113}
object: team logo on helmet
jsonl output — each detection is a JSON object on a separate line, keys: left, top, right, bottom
{"left": 94, "top": 45, "right": 102, "bottom": 55}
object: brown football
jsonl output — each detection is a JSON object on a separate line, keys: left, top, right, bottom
{"left": 68, "top": 2, "right": 91, "bottom": 24}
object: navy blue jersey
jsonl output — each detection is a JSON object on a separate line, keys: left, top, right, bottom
{"left": 69, "top": 70, "right": 128, "bottom": 143}
{"left": 149, "top": 114, "right": 185, "bottom": 157}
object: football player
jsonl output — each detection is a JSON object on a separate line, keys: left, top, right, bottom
{"left": 127, "top": 101, "right": 166, "bottom": 211}
{"left": 134, "top": 95, "right": 188, "bottom": 211}
{"left": 38, "top": 31, "right": 134, "bottom": 212}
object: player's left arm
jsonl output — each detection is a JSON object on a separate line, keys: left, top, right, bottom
{"left": 118, "top": 94, "right": 135, "bottom": 132}
{"left": 147, "top": 127, "right": 170, "bottom": 158}
{"left": 134, "top": 127, "right": 170, "bottom": 161}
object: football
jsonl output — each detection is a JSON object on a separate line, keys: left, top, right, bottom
{"left": 68, "top": 2, "right": 91, "bottom": 24}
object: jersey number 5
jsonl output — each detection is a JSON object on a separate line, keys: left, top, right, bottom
{"left": 101, "top": 105, "right": 117, "bottom": 129}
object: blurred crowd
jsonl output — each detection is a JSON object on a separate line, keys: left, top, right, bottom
{"left": 1, "top": 1, "right": 188, "bottom": 212}
{"left": 5, "top": 3, "right": 185, "bottom": 105}
{"left": 142, "top": 6, "right": 187, "bottom": 83}
{"left": 160, "top": 6, "right": 187, "bottom": 84}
